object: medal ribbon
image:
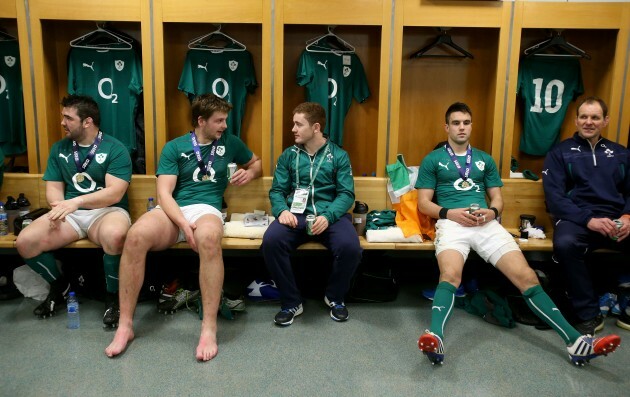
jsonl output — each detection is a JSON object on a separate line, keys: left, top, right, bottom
{"left": 444, "top": 143, "right": 472, "bottom": 181}
{"left": 190, "top": 131, "right": 218, "bottom": 179}
{"left": 73, "top": 130, "right": 103, "bottom": 175}
{"left": 294, "top": 142, "right": 330, "bottom": 189}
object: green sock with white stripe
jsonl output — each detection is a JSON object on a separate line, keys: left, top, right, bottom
{"left": 103, "top": 253, "right": 120, "bottom": 294}
{"left": 429, "top": 281, "right": 457, "bottom": 339}
{"left": 24, "top": 252, "right": 60, "bottom": 283}
{"left": 523, "top": 285, "right": 581, "bottom": 345}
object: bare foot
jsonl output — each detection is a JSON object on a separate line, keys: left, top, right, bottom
{"left": 196, "top": 328, "right": 218, "bottom": 361}
{"left": 105, "top": 325, "right": 135, "bottom": 358}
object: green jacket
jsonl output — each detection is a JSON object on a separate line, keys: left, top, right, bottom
{"left": 269, "top": 141, "right": 355, "bottom": 224}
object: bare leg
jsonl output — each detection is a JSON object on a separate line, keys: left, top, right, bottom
{"left": 105, "top": 210, "right": 178, "bottom": 357}
{"left": 194, "top": 215, "right": 224, "bottom": 361}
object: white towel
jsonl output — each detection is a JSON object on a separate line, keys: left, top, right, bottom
{"left": 366, "top": 227, "right": 423, "bottom": 243}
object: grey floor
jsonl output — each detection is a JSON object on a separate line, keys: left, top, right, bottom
{"left": 1, "top": 282, "right": 629, "bottom": 397}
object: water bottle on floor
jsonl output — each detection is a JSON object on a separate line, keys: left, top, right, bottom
{"left": 67, "top": 292, "right": 80, "bottom": 329}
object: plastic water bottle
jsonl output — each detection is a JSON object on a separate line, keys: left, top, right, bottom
{"left": 0, "top": 202, "right": 8, "bottom": 236}
{"left": 147, "top": 197, "right": 156, "bottom": 212}
{"left": 67, "top": 291, "right": 80, "bottom": 329}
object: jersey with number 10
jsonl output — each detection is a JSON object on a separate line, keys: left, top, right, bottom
{"left": 0, "top": 40, "right": 26, "bottom": 155}
{"left": 517, "top": 57, "right": 583, "bottom": 156}
{"left": 297, "top": 51, "right": 370, "bottom": 146}
{"left": 178, "top": 49, "right": 257, "bottom": 138}
{"left": 67, "top": 47, "right": 143, "bottom": 154}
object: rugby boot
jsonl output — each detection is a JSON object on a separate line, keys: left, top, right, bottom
{"left": 33, "top": 279, "right": 70, "bottom": 318}
{"left": 103, "top": 292, "right": 120, "bottom": 328}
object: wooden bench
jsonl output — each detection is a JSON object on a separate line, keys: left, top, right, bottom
{"left": 0, "top": 173, "right": 553, "bottom": 252}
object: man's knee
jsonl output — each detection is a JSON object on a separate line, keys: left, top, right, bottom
{"left": 100, "top": 227, "right": 128, "bottom": 254}
{"left": 196, "top": 229, "right": 222, "bottom": 254}
{"left": 16, "top": 230, "right": 41, "bottom": 258}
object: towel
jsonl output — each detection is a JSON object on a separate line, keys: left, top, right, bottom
{"left": 365, "top": 227, "right": 423, "bottom": 243}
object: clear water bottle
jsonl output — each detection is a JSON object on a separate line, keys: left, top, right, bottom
{"left": 4, "top": 196, "right": 18, "bottom": 234}
{"left": 147, "top": 197, "right": 156, "bottom": 212}
{"left": 0, "top": 202, "right": 8, "bottom": 236}
{"left": 67, "top": 291, "right": 80, "bottom": 329}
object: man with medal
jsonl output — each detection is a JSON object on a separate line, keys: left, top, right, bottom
{"left": 261, "top": 102, "right": 361, "bottom": 326}
{"left": 414, "top": 102, "right": 620, "bottom": 366}
{"left": 16, "top": 95, "right": 133, "bottom": 327}
{"left": 106, "top": 94, "right": 261, "bottom": 361}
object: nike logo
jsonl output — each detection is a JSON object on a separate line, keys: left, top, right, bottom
{"left": 59, "top": 153, "right": 71, "bottom": 163}
{"left": 82, "top": 62, "right": 94, "bottom": 71}
{"left": 181, "top": 153, "right": 194, "bottom": 160}
{"left": 432, "top": 306, "right": 446, "bottom": 312}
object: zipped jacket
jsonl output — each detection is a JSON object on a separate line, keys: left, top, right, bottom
{"left": 542, "top": 132, "right": 630, "bottom": 226}
{"left": 269, "top": 141, "right": 355, "bottom": 224}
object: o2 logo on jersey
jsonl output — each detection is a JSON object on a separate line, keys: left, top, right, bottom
{"left": 328, "top": 78, "right": 338, "bottom": 106}
{"left": 529, "top": 78, "right": 564, "bottom": 114}
{"left": 0, "top": 74, "right": 8, "bottom": 100}
{"left": 453, "top": 178, "right": 481, "bottom": 192}
{"left": 192, "top": 166, "right": 217, "bottom": 183}
{"left": 72, "top": 173, "right": 98, "bottom": 193}
{"left": 211, "top": 78, "right": 230, "bottom": 101}
{"left": 98, "top": 78, "right": 118, "bottom": 104}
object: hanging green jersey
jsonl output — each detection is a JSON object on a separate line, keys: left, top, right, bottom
{"left": 517, "top": 57, "right": 583, "bottom": 156}
{"left": 156, "top": 132, "right": 253, "bottom": 211}
{"left": 178, "top": 49, "right": 257, "bottom": 138}
{"left": 296, "top": 50, "right": 370, "bottom": 146}
{"left": 67, "top": 47, "right": 143, "bottom": 154}
{"left": 43, "top": 134, "right": 132, "bottom": 211}
{"left": 0, "top": 40, "right": 26, "bottom": 156}
{"left": 415, "top": 146, "right": 502, "bottom": 209}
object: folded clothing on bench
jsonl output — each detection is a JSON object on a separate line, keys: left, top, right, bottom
{"left": 366, "top": 227, "right": 423, "bottom": 243}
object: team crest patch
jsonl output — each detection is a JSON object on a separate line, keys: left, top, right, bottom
{"left": 475, "top": 161, "right": 485, "bottom": 171}
{"left": 343, "top": 66, "right": 351, "bottom": 78}
{"left": 326, "top": 153, "right": 333, "bottom": 162}
{"left": 115, "top": 60, "right": 125, "bottom": 71}
{"left": 216, "top": 146, "right": 225, "bottom": 156}
{"left": 229, "top": 60, "right": 238, "bottom": 71}
{"left": 4, "top": 56, "right": 16, "bottom": 68}
{"left": 96, "top": 153, "right": 107, "bottom": 164}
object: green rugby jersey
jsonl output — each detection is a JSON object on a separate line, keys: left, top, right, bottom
{"left": 517, "top": 57, "right": 583, "bottom": 156}
{"left": 415, "top": 146, "right": 502, "bottom": 209}
{"left": 0, "top": 40, "right": 26, "bottom": 155}
{"left": 67, "top": 47, "right": 143, "bottom": 154}
{"left": 43, "top": 134, "right": 132, "bottom": 211}
{"left": 156, "top": 132, "right": 253, "bottom": 211}
{"left": 178, "top": 49, "right": 257, "bottom": 138}
{"left": 297, "top": 50, "right": 370, "bottom": 146}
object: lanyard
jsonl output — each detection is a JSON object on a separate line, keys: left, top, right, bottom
{"left": 444, "top": 143, "right": 472, "bottom": 181}
{"left": 294, "top": 143, "right": 329, "bottom": 188}
{"left": 190, "top": 131, "right": 218, "bottom": 179}
{"left": 73, "top": 130, "right": 103, "bottom": 174}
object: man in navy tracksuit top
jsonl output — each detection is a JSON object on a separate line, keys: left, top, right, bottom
{"left": 543, "top": 96, "right": 630, "bottom": 335}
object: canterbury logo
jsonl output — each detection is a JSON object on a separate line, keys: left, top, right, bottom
{"left": 59, "top": 153, "right": 71, "bottom": 163}
{"left": 432, "top": 306, "right": 446, "bottom": 312}
{"left": 82, "top": 62, "right": 94, "bottom": 71}
{"left": 197, "top": 63, "right": 208, "bottom": 72}
{"left": 438, "top": 162, "right": 449, "bottom": 170}
{"left": 317, "top": 60, "right": 328, "bottom": 69}
{"left": 181, "top": 153, "right": 194, "bottom": 160}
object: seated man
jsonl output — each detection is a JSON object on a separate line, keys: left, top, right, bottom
{"left": 262, "top": 102, "right": 362, "bottom": 326}
{"left": 16, "top": 95, "right": 132, "bottom": 327}
{"left": 105, "top": 94, "right": 261, "bottom": 361}
{"left": 415, "top": 102, "right": 620, "bottom": 366}
{"left": 543, "top": 96, "right": 630, "bottom": 334}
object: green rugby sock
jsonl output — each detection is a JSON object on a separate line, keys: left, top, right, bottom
{"left": 429, "top": 281, "right": 457, "bottom": 339}
{"left": 103, "top": 253, "right": 121, "bottom": 294}
{"left": 24, "top": 252, "right": 60, "bottom": 283}
{"left": 523, "top": 285, "right": 581, "bottom": 345}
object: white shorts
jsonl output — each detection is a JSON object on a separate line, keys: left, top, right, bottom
{"left": 155, "top": 203, "right": 222, "bottom": 243}
{"left": 66, "top": 207, "right": 131, "bottom": 239}
{"left": 434, "top": 219, "right": 520, "bottom": 266}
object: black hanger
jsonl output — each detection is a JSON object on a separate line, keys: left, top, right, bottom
{"left": 306, "top": 26, "right": 355, "bottom": 54}
{"left": 0, "top": 29, "right": 17, "bottom": 42}
{"left": 410, "top": 28, "right": 473, "bottom": 59}
{"left": 523, "top": 30, "right": 590, "bottom": 60}
{"left": 188, "top": 24, "right": 246, "bottom": 52}
{"left": 70, "top": 22, "right": 133, "bottom": 51}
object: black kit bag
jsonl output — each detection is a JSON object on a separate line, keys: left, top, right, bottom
{"left": 347, "top": 264, "right": 398, "bottom": 303}
{"left": 13, "top": 208, "right": 50, "bottom": 236}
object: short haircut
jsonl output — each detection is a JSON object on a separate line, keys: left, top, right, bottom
{"left": 191, "top": 94, "right": 233, "bottom": 127}
{"left": 577, "top": 96, "right": 608, "bottom": 118}
{"left": 293, "top": 102, "right": 326, "bottom": 133}
{"left": 61, "top": 95, "right": 100, "bottom": 127}
{"left": 445, "top": 102, "right": 473, "bottom": 124}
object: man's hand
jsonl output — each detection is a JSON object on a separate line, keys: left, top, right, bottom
{"left": 448, "top": 208, "right": 488, "bottom": 227}
{"left": 587, "top": 217, "right": 618, "bottom": 238}
{"left": 181, "top": 222, "right": 198, "bottom": 252}
{"left": 278, "top": 210, "right": 298, "bottom": 228}
{"left": 614, "top": 215, "right": 630, "bottom": 242}
{"left": 310, "top": 216, "right": 329, "bottom": 235}
{"left": 230, "top": 168, "right": 254, "bottom": 186}
{"left": 48, "top": 198, "right": 81, "bottom": 222}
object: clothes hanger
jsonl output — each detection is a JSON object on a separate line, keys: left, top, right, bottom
{"left": 305, "top": 26, "right": 355, "bottom": 54}
{"left": 0, "top": 29, "right": 17, "bottom": 42}
{"left": 410, "top": 28, "right": 474, "bottom": 59}
{"left": 69, "top": 22, "right": 133, "bottom": 51}
{"left": 188, "top": 24, "right": 247, "bottom": 52}
{"left": 523, "top": 30, "right": 591, "bottom": 60}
